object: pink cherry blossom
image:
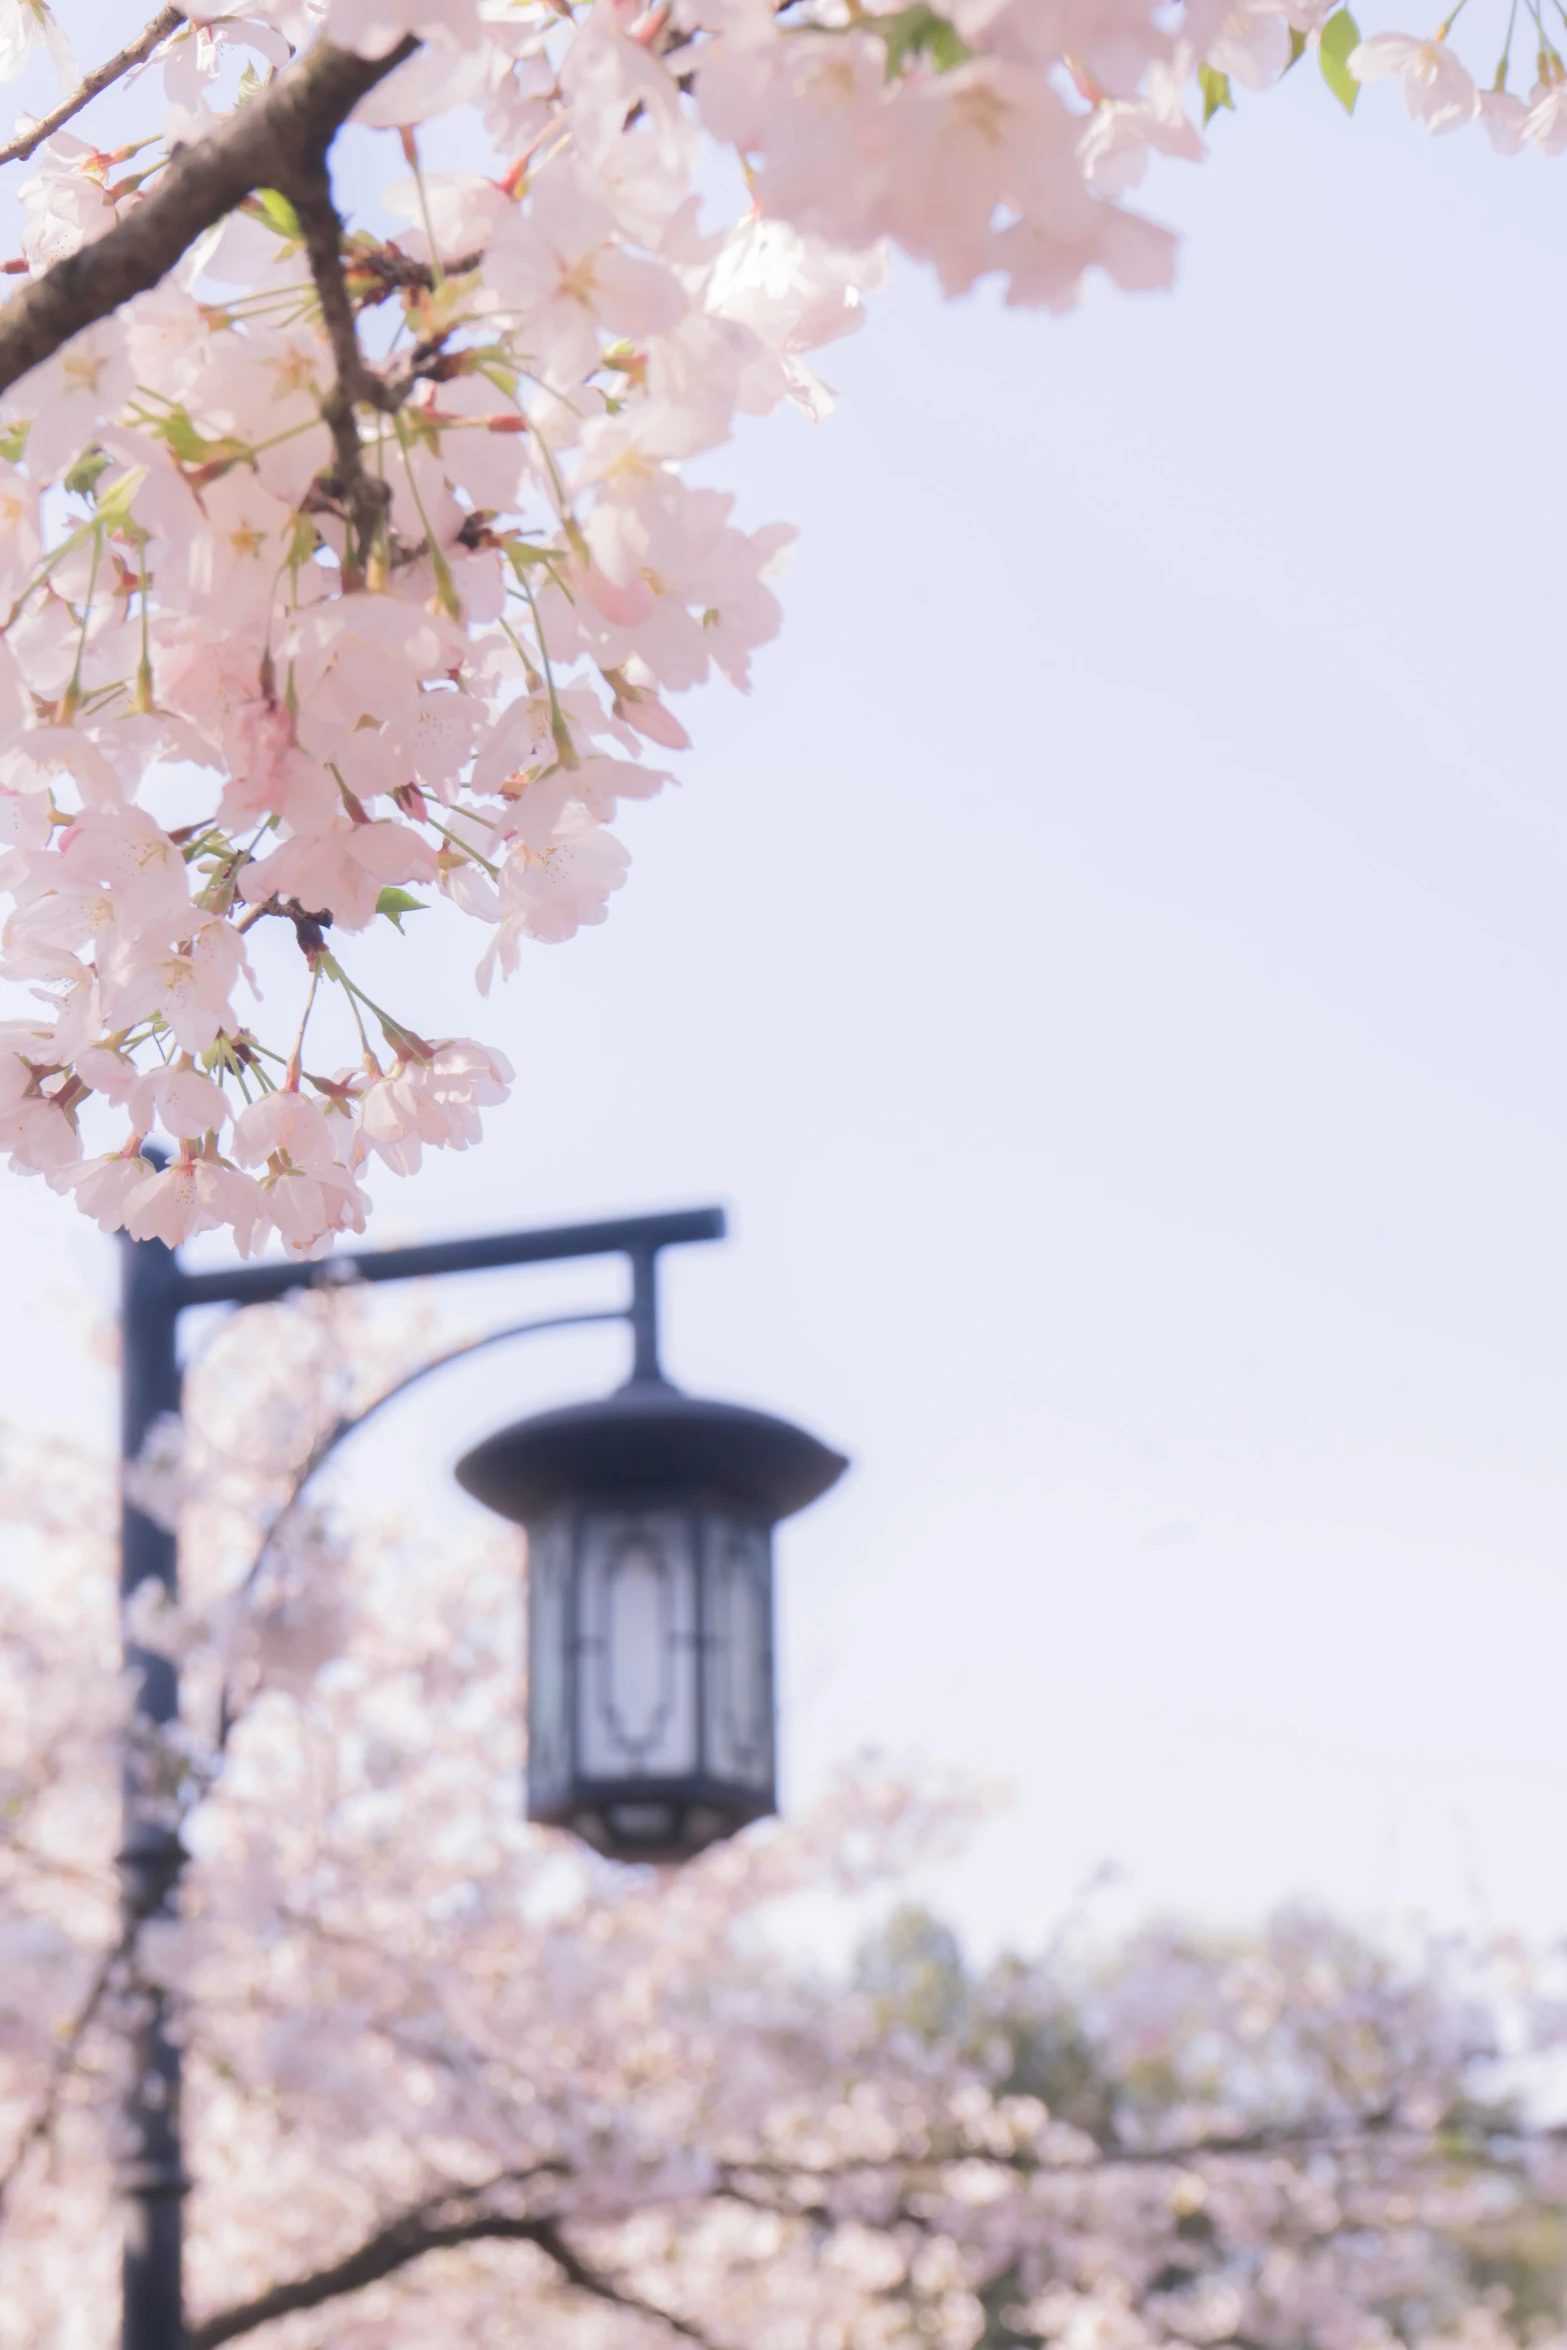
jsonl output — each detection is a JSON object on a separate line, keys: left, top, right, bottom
{"left": 119, "top": 1155, "right": 270, "bottom": 1250}
{"left": 575, "top": 475, "right": 790, "bottom": 689}
{"left": 1079, "top": 61, "right": 1205, "bottom": 195}
{"left": 356, "top": 1037, "right": 513, "bottom": 1169}
{"left": 354, "top": 1067, "right": 427, "bottom": 1174}
{"left": 0, "top": 0, "right": 76, "bottom": 86}
{"left": 14, "top": 134, "right": 115, "bottom": 272}
{"left": 477, "top": 809, "right": 630, "bottom": 983}
{"left": 420, "top": 1035, "right": 514, "bottom": 1131}
{"left": 152, "top": 1066, "right": 232, "bottom": 1140}
{"left": 1349, "top": 33, "right": 1479, "bottom": 131}
{"left": 696, "top": 28, "right": 894, "bottom": 251}
{"left": 231, "top": 1087, "right": 340, "bottom": 1172}
{"left": 0, "top": 1048, "right": 78, "bottom": 1171}
{"left": 1523, "top": 78, "right": 1567, "bottom": 151}
{"left": 99, "top": 918, "right": 249, "bottom": 1055}
{"left": 383, "top": 171, "right": 513, "bottom": 265}
{"left": 6, "top": 317, "right": 131, "bottom": 475}
{"left": 180, "top": 473, "right": 296, "bottom": 623}
{"left": 485, "top": 158, "right": 689, "bottom": 388}
{"left": 50, "top": 1146, "right": 159, "bottom": 1230}
{"left": 704, "top": 218, "right": 887, "bottom": 417}
{"left": 353, "top": 39, "right": 498, "bottom": 127}
{"left": 237, "top": 819, "right": 440, "bottom": 933}
{"left": 1204, "top": 0, "right": 1293, "bottom": 87}
{"left": 264, "top": 1155, "right": 370, "bottom": 1252}
{"left": 0, "top": 461, "right": 41, "bottom": 610}
{"left": 324, "top": 0, "right": 481, "bottom": 59}
{"left": 55, "top": 811, "right": 192, "bottom": 941}
{"left": 1479, "top": 86, "right": 1530, "bottom": 151}
{"left": 284, "top": 598, "right": 469, "bottom": 741}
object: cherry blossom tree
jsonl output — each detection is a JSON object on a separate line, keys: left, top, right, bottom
{"left": 6, "top": 1299, "right": 1567, "bottom": 2347}
{"left": 0, "top": 0, "right": 1540, "bottom": 1261}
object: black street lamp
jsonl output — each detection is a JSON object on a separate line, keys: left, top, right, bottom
{"left": 459, "top": 1378, "right": 846, "bottom": 1864}
{"left": 117, "top": 1200, "right": 846, "bottom": 2350}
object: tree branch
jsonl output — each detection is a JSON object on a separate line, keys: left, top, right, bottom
{"left": 182, "top": 2097, "right": 1551, "bottom": 2347}
{"left": 713, "top": 2105, "right": 1411, "bottom": 2200}
{"left": 191, "top": 2185, "right": 719, "bottom": 2349}
{"left": 0, "top": 31, "right": 418, "bottom": 396}
{"left": 530, "top": 2214, "right": 718, "bottom": 2345}
{"left": 0, "top": 5, "right": 187, "bottom": 171}
{"left": 287, "top": 154, "right": 390, "bottom": 587}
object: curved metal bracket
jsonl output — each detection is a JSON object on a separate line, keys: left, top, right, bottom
{"left": 213, "top": 1302, "right": 628, "bottom": 1754}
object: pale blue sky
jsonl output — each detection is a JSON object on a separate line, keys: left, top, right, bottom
{"left": 8, "top": 26, "right": 1567, "bottom": 1952}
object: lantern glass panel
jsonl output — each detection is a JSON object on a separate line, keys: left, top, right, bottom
{"left": 577, "top": 1508, "right": 699, "bottom": 1779}
{"left": 702, "top": 1516, "right": 773, "bottom": 1793}
{"left": 526, "top": 1513, "right": 573, "bottom": 1810}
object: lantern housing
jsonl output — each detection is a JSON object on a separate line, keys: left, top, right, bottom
{"left": 456, "top": 1380, "right": 846, "bottom": 1863}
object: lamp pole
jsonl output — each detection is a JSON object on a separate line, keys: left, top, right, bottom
{"left": 116, "top": 1203, "right": 726, "bottom": 2350}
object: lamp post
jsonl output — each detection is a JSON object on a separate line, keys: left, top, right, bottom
{"left": 117, "top": 1202, "right": 846, "bottom": 2350}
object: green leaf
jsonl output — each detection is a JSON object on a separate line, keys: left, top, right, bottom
{"left": 473, "top": 359, "right": 520, "bottom": 399}
{"left": 880, "top": 2, "right": 972, "bottom": 76}
{"left": 64, "top": 447, "right": 111, "bottom": 497}
{"left": 0, "top": 420, "right": 29, "bottom": 463}
{"left": 375, "top": 888, "right": 428, "bottom": 933}
{"left": 1198, "top": 62, "right": 1234, "bottom": 120}
{"left": 1319, "top": 9, "right": 1361, "bottom": 111}
{"left": 252, "top": 186, "right": 302, "bottom": 241}
{"left": 503, "top": 536, "right": 563, "bottom": 578}
{"left": 923, "top": 14, "right": 970, "bottom": 68}
{"left": 156, "top": 411, "right": 211, "bottom": 463}
{"left": 1285, "top": 24, "right": 1308, "bottom": 68}
{"left": 95, "top": 465, "right": 148, "bottom": 527}
{"left": 152, "top": 410, "right": 246, "bottom": 469}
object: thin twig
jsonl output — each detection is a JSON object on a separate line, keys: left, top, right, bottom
{"left": 709, "top": 2106, "right": 1419, "bottom": 2201}
{"left": 232, "top": 890, "right": 332, "bottom": 950}
{"left": 531, "top": 2215, "right": 717, "bottom": 2344}
{"left": 287, "top": 167, "right": 478, "bottom": 546}
{"left": 232, "top": 894, "right": 280, "bottom": 937}
{"left": 0, "top": 5, "right": 186, "bottom": 171}
{"left": 348, "top": 243, "right": 484, "bottom": 306}
{"left": 287, "top": 154, "right": 394, "bottom": 585}
{"left": 0, "top": 32, "right": 418, "bottom": 395}
{"left": 0, "top": 1922, "right": 130, "bottom": 2222}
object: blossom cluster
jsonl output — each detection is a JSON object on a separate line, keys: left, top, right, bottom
{"left": 0, "top": 0, "right": 843, "bottom": 1258}
{"left": 0, "top": 0, "right": 1550, "bottom": 1258}
{"left": 1335, "top": 18, "right": 1567, "bottom": 148}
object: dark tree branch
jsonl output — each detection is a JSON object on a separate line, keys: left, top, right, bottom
{"left": 0, "top": 31, "right": 419, "bottom": 396}
{"left": 287, "top": 154, "right": 392, "bottom": 586}
{"left": 528, "top": 2214, "right": 718, "bottom": 2344}
{"left": 191, "top": 2184, "right": 720, "bottom": 2349}
{"left": 0, "top": 5, "right": 187, "bottom": 171}
{"left": 711, "top": 2104, "right": 1413, "bottom": 2201}
{"left": 181, "top": 2094, "right": 1555, "bottom": 2348}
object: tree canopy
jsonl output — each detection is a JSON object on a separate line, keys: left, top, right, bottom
{"left": 4, "top": 1296, "right": 1567, "bottom": 2346}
